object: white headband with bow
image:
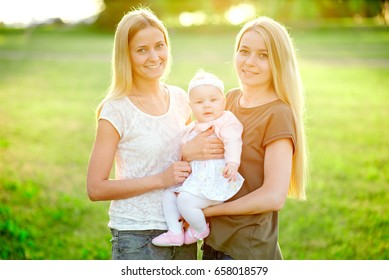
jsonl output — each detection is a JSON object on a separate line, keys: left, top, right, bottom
{"left": 188, "top": 74, "right": 224, "bottom": 94}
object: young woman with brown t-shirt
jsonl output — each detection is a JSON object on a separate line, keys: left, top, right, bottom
{"left": 182, "top": 16, "right": 308, "bottom": 260}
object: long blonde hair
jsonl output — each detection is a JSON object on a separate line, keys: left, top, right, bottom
{"left": 235, "top": 16, "right": 308, "bottom": 200}
{"left": 96, "top": 7, "right": 171, "bottom": 118}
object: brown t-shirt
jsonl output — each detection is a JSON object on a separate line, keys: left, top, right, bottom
{"left": 205, "top": 88, "right": 296, "bottom": 259}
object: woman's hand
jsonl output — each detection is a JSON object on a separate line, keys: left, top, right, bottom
{"left": 182, "top": 126, "right": 224, "bottom": 161}
{"left": 159, "top": 161, "right": 192, "bottom": 187}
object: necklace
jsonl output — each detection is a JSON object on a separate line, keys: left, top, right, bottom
{"left": 131, "top": 85, "right": 168, "bottom": 115}
{"left": 134, "top": 95, "right": 156, "bottom": 115}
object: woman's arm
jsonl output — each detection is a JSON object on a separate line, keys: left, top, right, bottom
{"left": 181, "top": 126, "right": 224, "bottom": 161}
{"left": 203, "top": 138, "right": 293, "bottom": 217}
{"left": 87, "top": 119, "right": 191, "bottom": 201}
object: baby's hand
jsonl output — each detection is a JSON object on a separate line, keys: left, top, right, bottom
{"left": 222, "top": 162, "right": 239, "bottom": 182}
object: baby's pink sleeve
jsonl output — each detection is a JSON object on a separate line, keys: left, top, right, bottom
{"left": 218, "top": 112, "right": 243, "bottom": 165}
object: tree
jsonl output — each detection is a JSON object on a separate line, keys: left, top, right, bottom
{"left": 94, "top": 0, "right": 387, "bottom": 31}
{"left": 94, "top": 0, "right": 240, "bottom": 31}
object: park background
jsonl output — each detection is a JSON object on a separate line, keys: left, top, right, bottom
{"left": 0, "top": 0, "right": 388, "bottom": 260}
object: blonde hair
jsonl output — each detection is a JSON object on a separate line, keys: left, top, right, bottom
{"left": 235, "top": 16, "right": 308, "bottom": 200}
{"left": 96, "top": 7, "right": 171, "bottom": 118}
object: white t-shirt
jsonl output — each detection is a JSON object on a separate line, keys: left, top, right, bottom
{"left": 99, "top": 85, "right": 190, "bottom": 230}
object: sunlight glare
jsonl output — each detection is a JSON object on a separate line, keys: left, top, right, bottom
{"left": 225, "top": 4, "right": 256, "bottom": 25}
{"left": 0, "top": 0, "right": 104, "bottom": 26}
{"left": 179, "top": 11, "right": 207, "bottom": 27}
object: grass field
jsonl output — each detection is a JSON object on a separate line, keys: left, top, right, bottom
{"left": 0, "top": 23, "right": 388, "bottom": 260}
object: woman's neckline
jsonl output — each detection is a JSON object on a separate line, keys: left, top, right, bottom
{"left": 126, "top": 84, "right": 171, "bottom": 118}
{"left": 237, "top": 90, "right": 280, "bottom": 109}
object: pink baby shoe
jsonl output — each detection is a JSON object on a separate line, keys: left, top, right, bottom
{"left": 152, "top": 230, "right": 184, "bottom": 247}
{"left": 184, "top": 224, "right": 210, "bottom": 245}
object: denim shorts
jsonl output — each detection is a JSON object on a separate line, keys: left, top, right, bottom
{"left": 110, "top": 229, "right": 197, "bottom": 260}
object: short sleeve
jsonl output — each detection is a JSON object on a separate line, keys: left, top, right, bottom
{"left": 263, "top": 105, "right": 296, "bottom": 152}
{"left": 99, "top": 102, "right": 124, "bottom": 138}
{"left": 173, "top": 86, "right": 191, "bottom": 121}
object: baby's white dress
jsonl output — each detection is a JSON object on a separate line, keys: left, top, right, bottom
{"left": 176, "top": 111, "right": 244, "bottom": 201}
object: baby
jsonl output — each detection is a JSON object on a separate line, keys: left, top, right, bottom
{"left": 152, "top": 70, "right": 244, "bottom": 246}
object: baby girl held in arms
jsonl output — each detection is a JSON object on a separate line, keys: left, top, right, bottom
{"left": 152, "top": 70, "right": 244, "bottom": 246}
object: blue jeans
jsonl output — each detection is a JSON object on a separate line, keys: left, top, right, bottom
{"left": 202, "top": 243, "right": 234, "bottom": 260}
{"left": 110, "top": 229, "right": 197, "bottom": 260}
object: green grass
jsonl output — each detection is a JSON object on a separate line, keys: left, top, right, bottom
{"left": 0, "top": 24, "right": 388, "bottom": 259}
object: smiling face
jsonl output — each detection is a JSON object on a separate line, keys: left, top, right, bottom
{"left": 189, "top": 85, "right": 225, "bottom": 123}
{"left": 129, "top": 26, "right": 168, "bottom": 81}
{"left": 235, "top": 30, "right": 273, "bottom": 90}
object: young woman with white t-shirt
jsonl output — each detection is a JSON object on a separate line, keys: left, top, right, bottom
{"left": 86, "top": 8, "right": 223, "bottom": 260}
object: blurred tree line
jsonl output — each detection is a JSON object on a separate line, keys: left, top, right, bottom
{"left": 95, "top": 0, "right": 387, "bottom": 30}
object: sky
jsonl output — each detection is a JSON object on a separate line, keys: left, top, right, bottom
{"left": 0, "top": 0, "right": 104, "bottom": 26}
{"left": 0, "top": 1, "right": 257, "bottom": 27}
